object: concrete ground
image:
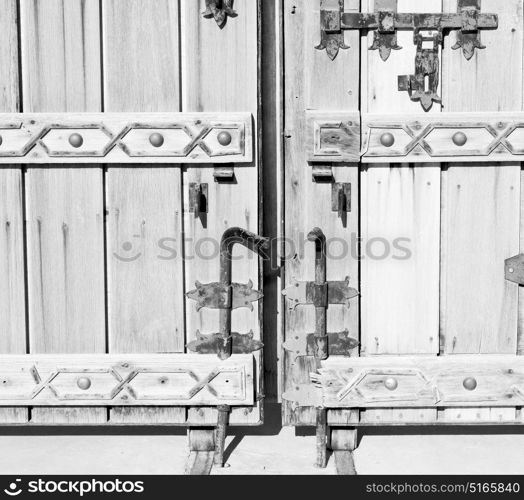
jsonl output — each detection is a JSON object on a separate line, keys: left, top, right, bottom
{"left": 0, "top": 406, "right": 523, "bottom": 475}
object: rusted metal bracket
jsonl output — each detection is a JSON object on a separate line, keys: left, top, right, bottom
{"left": 282, "top": 229, "right": 359, "bottom": 361}
{"left": 283, "top": 330, "right": 359, "bottom": 360}
{"left": 187, "top": 330, "right": 263, "bottom": 355}
{"left": 187, "top": 227, "right": 269, "bottom": 360}
{"left": 505, "top": 255, "right": 524, "bottom": 285}
{"left": 332, "top": 182, "right": 351, "bottom": 220}
{"left": 189, "top": 183, "right": 208, "bottom": 217}
{"left": 186, "top": 280, "right": 263, "bottom": 312}
{"left": 317, "top": 0, "right": 498, "bottom": 110}
{"left": 398, "top": 30, "right": 441, "bottom": 111}
{"left": 202, "top": 0, "right": 237, "bottom": 29}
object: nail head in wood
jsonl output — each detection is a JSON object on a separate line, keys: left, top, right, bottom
{"left": 68, "top": 133, "right": 84, "bottom": 148}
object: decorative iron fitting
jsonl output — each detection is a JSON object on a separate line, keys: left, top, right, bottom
{"left": 283, "top": 277, "right": 359, "bottom": 310}
{"left": 187, "top": 331, "right": 263, "bottom": 355}
{"left": 282, "top": 228, "right": 359, "bottom": 361}
{"left": 398, "top": 30, "right": 442, "bottom": 111}
{"left": 202, "top": 0, "right": 237, "bottom": 29}
{"left": 186, "top": 280, "right": 263, "bottom": 312}
{"left": 186, "top": 227, "right": 269, "bottom": 360}
{"left": 283, "top": 330, "right": 359, "bottom": 360}
{"left": 317, "top": 0, "right": 498, "bottom": 111}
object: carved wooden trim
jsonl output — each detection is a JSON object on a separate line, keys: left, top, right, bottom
{"left": 362, "top": 112, "right": 524, "bottom": 163}
{"left": 0, "top": 355, "right": 254, "bottom": 406}
{"left": 0, "top": 113, "right": 253, "bottom": 164}
{"left": 306, "top": 111, "right": 360, "bottom": 162}
{"left": 311, "top": 355, "right": 524, "bottom": 408}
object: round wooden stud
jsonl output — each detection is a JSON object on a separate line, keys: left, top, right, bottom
{"left": 149, "top": 132, "right": 165, "bottom": 148}
{"left": 68, "top": 133, "right": 84, "bottom": 148}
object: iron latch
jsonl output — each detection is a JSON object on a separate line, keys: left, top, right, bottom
{"left": 282, "top": 228, "right": 359, "bottom": 361}
{"left": 187, "top": 227, "right": 269, "bottom": 360}
{"left": 317, "top": 0, "right": 498, "bottom": 111}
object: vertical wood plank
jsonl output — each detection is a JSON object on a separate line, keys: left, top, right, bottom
{"left": 103, "top": 0, "right": 186, "bottom": 424}
{"left": 20, "top": 0, "right": 106, "bottom": 424}
{"left": 360, "top": 0, "right": 441, "bottom": 423}
{"left": 360, "top": 0, "right": 441, "bottom": 356}
{"left": 180, "top": 0, "right": 262, "bottom": 425}
{"left": 441, "top": 0, "right": 522, "bottom": 421}
{"left": 283, "top": 0, "right": 360, "bottom": 426}
{"left": 0, "top": 0, "right": 28, "bottom": 424}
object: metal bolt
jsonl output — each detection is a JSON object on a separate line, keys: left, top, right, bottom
{"left": 380, "top": 132, "right": 395, "bottom": 148}
{"left": 509, "top": 268, "right": 515, "bottom": 274}
{"left": 217, "top": 131, "right": 232, "bottom": 146}
{"left": 77, "top": 377, "right": 92, "bottom": 390}
{"left": 149, "top": 132, "right": 165, "bottom": 148}
{"left": 384, "top": 377, "right": 398, "bottom": 391}
{"left": 452, "top": 131, "right": 468, "bottom": 147}
{"left": 463, "top": 377, "right": 477, "bottom": 391}
{"left": 69, "top": 133, "right": 84, "bottom": 148}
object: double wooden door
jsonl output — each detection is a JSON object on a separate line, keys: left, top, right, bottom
{"left": 282, "top": 0, "right": 524, "bottom": 429}
{"left": 0, "top": 0, "right": 262, "bottom": 428}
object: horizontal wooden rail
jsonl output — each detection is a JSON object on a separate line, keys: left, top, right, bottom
{"left": 307, "top": 355, "right": 524, "bottom": 408}
{"left": 0, "top": 113, "right": 253, "bottom": 164}
{"left": 0, "top": 354, "right": 254, "bottom": 406}
{"left": 362, "top": 112, "right": 524, "bottom": 163}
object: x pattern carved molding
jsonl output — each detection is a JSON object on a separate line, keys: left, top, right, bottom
{"left": 0, "top": 355, "right": 254, "bottom": 406}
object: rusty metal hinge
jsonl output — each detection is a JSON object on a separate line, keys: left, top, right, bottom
{"left": 202, "top": 0, "right": 237, "bottom": 29}
{"left": 282, "top": 228, "right": 359, "bottom": 361}
{"left": 186, "top": 227, "right": 269, "bottom": 360}
{"left": 317, "top": 0, "right": 498, "bottom": 111}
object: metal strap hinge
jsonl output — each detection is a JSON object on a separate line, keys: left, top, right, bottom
{"left": 317, "top": 0, "right": 498, "bottom": 111}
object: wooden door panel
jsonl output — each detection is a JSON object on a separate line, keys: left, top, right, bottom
{"left": 20, "top": 0, "right": 106, "bottom": 425}
{"left": 103, "top": 0, "right": 186, "bottom": 425}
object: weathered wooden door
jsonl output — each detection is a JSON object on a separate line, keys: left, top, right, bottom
{"left": 0, "top": 0, "right": 262, "bottom": 474}
{"left": 282, "top": 0, "right": 524, "bottom": 473}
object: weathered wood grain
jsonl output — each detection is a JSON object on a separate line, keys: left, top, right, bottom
{"left": 306, "top": 111, "right": 360, "bottom": 162}
{"left": 181, "top": 0, "right": 263, "bottom": 426}
{"left": 361, "top": 0, "right": 441, "bottom": 358}
{"left": 440, "top": 0, "right": 523, "bottom": 423}
{"left": 20, "top": 0, "right": 106, "bottom": 424}
{"left": 0, "top": 0, "right": 27, "bottom": 424}
{"left": 0, "top": 354, "right": 254, "bottom": 406}
{"left": 283, "top": 0, "right": 360, "bottom": 426}
{"left": 0, "top": 112, "right": 253, "bottom": 164}
{"left": 315, "top": 355, "right": 524, "bottom": 408}
{"left": 359, "top": 0, "right": 441, "bottom": 424}
{"left": 103, "top": 0, "right": 186, "bottom": 425}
